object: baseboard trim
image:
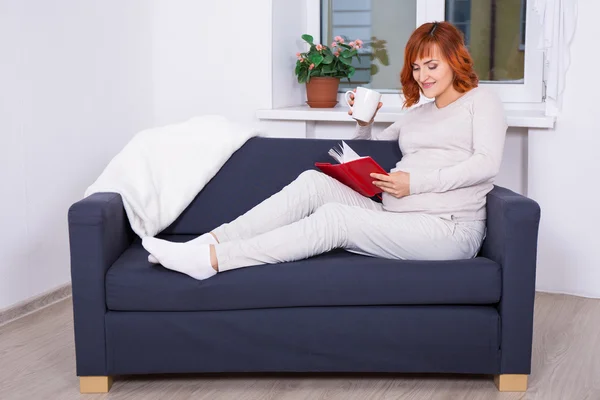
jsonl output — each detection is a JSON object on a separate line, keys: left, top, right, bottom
{"left": 0, "top": 283, "right": 72, "bottom": 327}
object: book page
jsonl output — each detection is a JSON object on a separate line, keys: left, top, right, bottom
{"left": 341, "top": 141, "right": 362, "bottom": 163}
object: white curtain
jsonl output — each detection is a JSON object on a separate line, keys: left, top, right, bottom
{"left": 533, "top": 0, "right": 579, "bottom": 116}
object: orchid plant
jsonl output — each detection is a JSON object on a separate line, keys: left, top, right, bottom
{"left": 295, "top": 34, "right": 364, "bottom": 84}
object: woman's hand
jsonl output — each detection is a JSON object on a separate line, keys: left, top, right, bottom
{"left": 348, "top": 88, "right": 383, "bottom": 127}
{"left": 371, "top": 171, "right": 410, "bottom": 198}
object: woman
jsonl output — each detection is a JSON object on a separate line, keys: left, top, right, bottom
{"left": 143, "top": 21, "right": 507, "bottom": 280}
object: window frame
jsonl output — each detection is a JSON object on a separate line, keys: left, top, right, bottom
{"left": 308, "top": 0, "right": 545, "bottom": 107}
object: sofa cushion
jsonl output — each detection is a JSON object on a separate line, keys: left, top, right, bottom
{"left": 105, "top": 236, "right": 502, "bottom": 312}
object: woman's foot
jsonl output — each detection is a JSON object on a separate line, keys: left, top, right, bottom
{"left": 142, "top": 237, "right": 217, "bottom": 280}
{"left": 148, "top": 232, "right": 217, "bottom": 264}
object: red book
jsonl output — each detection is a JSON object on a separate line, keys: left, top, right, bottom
{"left": 315, "top": 141, "right": 389, "bottom": 198}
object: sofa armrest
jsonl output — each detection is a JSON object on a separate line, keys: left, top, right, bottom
{"left": 68, "top": 192, "right": 134, "bottom": 376}
{"left": 481, "top": 186, "right": 541, "bottom": 374}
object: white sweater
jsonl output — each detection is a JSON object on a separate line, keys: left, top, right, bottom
{"left": 354, "top": 86, "right": 507, "bottom": 221}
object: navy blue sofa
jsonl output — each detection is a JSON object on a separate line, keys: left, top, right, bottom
{"left": 68, "top": 137, "right": 541, "bottom": 394}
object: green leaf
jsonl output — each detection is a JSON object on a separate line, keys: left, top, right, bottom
{"left": 301, "top": 34, "right": 314, "bottom": 45}
{"left": 297, "top": 63, "right": 309, "bottom": 83}
{"left": 341, "top": 49, "right": 352, "bottom": 58}
{"left": 295, "top": 61, "right": 303, "bottom": 75}
{"left": 338, "top": 56, "right": 352, "bottom": 66}
{"left": 309, "top": 53, "right": 324, "bottom": 66}
{"left": 322, "top": 63, "right": 335, "bottom": 73}
{"left": 348, "top": 66, "right": 356, "bottom": 77}
{"left": 370, "top": 64, "right": 379, "bottom": 75}
{"left": 322, "top": 53, "right": 334, "bottom": 64}
{"left": 339, "top": 43, "right": 352, "bottom": 49}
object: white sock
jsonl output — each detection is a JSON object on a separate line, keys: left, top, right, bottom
{"left": 142, "top": 237, "right": 217, "bottom": 280}
{"left": 148, "top": 232, "right": 217, "bottom": 264}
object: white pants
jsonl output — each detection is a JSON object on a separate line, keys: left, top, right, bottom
{"left": 212, "top": 170, "right": 485, "bottom": 272}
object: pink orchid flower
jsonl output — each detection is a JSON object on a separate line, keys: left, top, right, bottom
{"left": 309, "top": 63, "right": 315, "bottom": 70}
{"left": 316, "top": 44, "right": 324, "bottom": 51}
{"left": 349, "top": 41, "right": 355, "bottom": 47}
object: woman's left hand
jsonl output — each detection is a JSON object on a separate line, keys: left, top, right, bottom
{"left": 371, "top": 171, "right": 411, "bottom": 198}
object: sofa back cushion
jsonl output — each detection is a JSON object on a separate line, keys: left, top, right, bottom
{"left": 162, "top": 136, "right": 402, "bottom": 235}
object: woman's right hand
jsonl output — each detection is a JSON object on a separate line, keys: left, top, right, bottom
{"left": 347, "top": 88, "right": 383, "bottom": 127}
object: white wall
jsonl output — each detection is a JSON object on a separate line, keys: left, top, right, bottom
{"left": 272, "top": 0, "right": 307, "bottom": 108}
{"left": 151, "top": 0, "right": 273, "bottom": 127}
{"left": 0, "top": 0, "right": 154, "bottom": 310}
{"left": 0, "top": 0, "right": 278, "bottom": 310}
{"left": 529, "top": 1, "right": 600, "bottom": 298}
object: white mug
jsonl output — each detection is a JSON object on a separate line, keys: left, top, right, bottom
{"left": 345, "top": 87, "right": 382, "bottom": 123}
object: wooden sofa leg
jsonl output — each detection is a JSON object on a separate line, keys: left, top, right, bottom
{"left": 494, "top": 374, "right": 528, "bottom": 392}
{"left": 80, "top": 376, "right": 113, "bottom": 393}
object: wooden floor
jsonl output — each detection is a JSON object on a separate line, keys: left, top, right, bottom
{"left": 1, "top": 292, "right": 599, "bottom": 400}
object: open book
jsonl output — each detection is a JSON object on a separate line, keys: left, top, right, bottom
{"left": 315, "top": 141, "right": 389, "bottom": 198}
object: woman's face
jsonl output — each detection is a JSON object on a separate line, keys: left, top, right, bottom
{"left": 411, "top": 46, "right": 455, "bottom": 99}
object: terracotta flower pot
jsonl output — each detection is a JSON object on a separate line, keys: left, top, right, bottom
{"left": 305, "top": 77, "right": 340, "bottom": 108}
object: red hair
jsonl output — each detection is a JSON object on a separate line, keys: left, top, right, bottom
{"left": 401, "top": 21, "right": 478, "bottom": 108}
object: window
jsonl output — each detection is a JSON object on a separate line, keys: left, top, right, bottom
{"left": 519, "top": 0, "right": 527, "bottom": 51}
{"left": 320, "top": 0, "right": 418, "bottom": 93}
{"left": 315, "top": 0, "right": 543, "bottom": 104}
{"left": 445, "top": 0, "right": 471, "bottom": 47}
{"left": 445, "top": 0, "right": 527, "bottom": 82}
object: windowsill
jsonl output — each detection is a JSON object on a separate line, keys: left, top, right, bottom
{"left": 256, "top": 104, "right": 556, "bottom": 129}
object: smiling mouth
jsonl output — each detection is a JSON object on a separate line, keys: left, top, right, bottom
{"left": 422, "top": 82, "right": 435, "bottom": 89}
